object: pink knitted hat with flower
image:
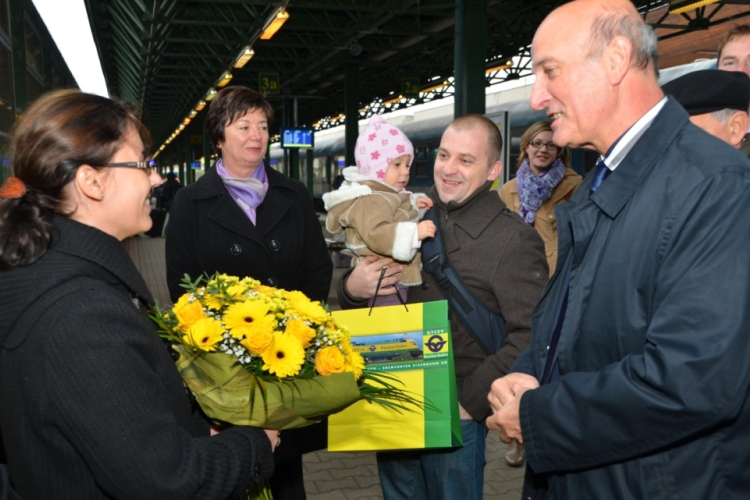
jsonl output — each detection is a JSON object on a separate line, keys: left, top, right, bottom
{"left": 354, "top": 115, "right": 414, "bottom": 181}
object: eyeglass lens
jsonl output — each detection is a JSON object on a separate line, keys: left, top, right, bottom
{"left": 530, "top": 140, "right": 558, "bottom": 151}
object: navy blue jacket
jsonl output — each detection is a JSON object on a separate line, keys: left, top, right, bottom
{"left": 515, "top": 98, "right": 750, "bottom": 499}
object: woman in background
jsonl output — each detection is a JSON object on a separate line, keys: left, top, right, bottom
{"left": 500, "top": 120, "right": 581, "bottom": 276}
{"left": 498, "top": 120, "right": 581, "bottom": 467}
{"left": 0, "top": 89, "right": 277, "bottom": 499}
{"left": 166, "top": 85, "right": 332, "bottom": 500}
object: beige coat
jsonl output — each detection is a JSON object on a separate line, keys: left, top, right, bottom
{"left": 323, "top": 167, "right": 427, "bottom": 286}
{"left": 499, "top": 168, "right": 582, "bottom": 275}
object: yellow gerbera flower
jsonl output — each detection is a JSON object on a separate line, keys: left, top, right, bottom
{"left": 284, "top": 318, "right": 316, "bottom": 348}
{"left": 341, "top": 340, "right": 365, "bottom": 380}
{"left": 223, "top": 300, "right": 275, "bottom": 340}
{"left": 287, "top": 291, "right": 328, "bottom": 323}
{"left": 184, "top": 317, "right": 224, "bottom": 351}
{"left": 262, "top": 332, "right": 305, "bottom": 378}
{"left": 315, "top": 345, "right": 347, "bottom": 376}
{"left": 173, "top": 295, "right": 206, "bottom": 332}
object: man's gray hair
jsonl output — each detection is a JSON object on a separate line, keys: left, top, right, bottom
{"left": 711, "top": 108, "right": 743, "bottom": 126}
{"left": 586, "top": 11, "right": 659, "bottom": 76}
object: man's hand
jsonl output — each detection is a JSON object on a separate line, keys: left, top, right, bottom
{"left": 487, "top": 387, "right": 530, "bottom": 443}
{"left": 488, "top": 373, "right": 539, "bottom": 412}
{"left": 345, "top": 255, "right": 404, "bottom": 300}
{"left": 486, "top": 373, "right": 539, "bottom": 443}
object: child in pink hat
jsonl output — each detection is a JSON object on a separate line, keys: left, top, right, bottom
{"left": 323, "top": 115, "right": 435, "bottom": 307}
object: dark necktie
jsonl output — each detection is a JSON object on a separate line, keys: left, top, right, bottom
{"left": 589, "top": 159, "right": 611, "bottom": 194}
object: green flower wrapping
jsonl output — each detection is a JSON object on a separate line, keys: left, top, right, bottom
{"left": 174, "top": 344, "right": 361, "bottom": 428}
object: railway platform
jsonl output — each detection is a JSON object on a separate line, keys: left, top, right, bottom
{"left": 124, "top": 234, "right": 525, "bottom": 500}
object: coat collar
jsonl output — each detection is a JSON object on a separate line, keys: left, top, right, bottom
{"left": 433, "top": 182, "right": 505, "bottom": 240}
{"left": 589, "top": 98, "right": 688, "bottom": 218}
{"left": 51, "top": 215, "right": 153, "bottom": 303}
{"left": 189, "top": 164, "right": 295, "bottom": 240}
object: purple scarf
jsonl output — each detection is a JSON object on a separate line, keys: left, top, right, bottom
{"left": 515, "top": 158, "right": 566, "bottom": 226}
{"left": 216, "top": 158, "right": 268, "bottom": 225}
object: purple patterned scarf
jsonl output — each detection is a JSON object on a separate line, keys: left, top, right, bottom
{"left": 516, "top": 158, "right": 566, "bottom": 226}
{"left": 216, "top": 158, "right": 268, "bottom": 225}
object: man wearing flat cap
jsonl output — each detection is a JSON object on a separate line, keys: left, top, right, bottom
{"left": 662, "top": 69, "right": 750, "bottom": 149}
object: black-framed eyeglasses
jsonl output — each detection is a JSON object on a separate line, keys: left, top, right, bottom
{"left": 106, "top": 159, "right": 155, "bottom": 171}
{"left": 528, "top": 139, "right": 559, "bottom": 152}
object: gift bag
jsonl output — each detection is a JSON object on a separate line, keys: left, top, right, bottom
{"left": 328, "top": 300, "right": 462, "bottom": 452}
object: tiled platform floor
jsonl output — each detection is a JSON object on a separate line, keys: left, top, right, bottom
{"left": 124, "top": 235, "right": 525, "bottom": 500}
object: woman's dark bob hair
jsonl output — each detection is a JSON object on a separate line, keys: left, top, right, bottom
{"left": 205, "top": 86, "right": 274, "bottom": 154}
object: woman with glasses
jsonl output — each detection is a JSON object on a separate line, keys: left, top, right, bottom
{"left": 500, "top": 121, "right": 581, "bottom": 276}
{"left": 498, "top": 120, "right": 580, "bottom": 468}
{"left": 0, "top": 90, "right": 277, "bottom": 499}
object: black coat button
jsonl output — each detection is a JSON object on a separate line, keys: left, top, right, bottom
{"left": 269, "top": 239, "right": 281, "bottom": 251}
{"left": 267, "top": 278, "right": 278, "bottom": 287}
{"left": 230, "top": 244, "right": 242, "bottom": 255}
{"left": 421, "top": 282, "right": 429, "bottom": 290}
{"left": 253, "top": 463, "right": 262, "bottom": 477}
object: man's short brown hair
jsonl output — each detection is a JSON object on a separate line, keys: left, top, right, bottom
{"left": 718, "top": 24, "right": 750, "bottom": 62}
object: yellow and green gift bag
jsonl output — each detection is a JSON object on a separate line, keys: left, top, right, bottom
{"left": 328, "top": 300, "right": 462, "bottom": 452}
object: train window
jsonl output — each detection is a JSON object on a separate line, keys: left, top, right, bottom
{"left": 0, "top": 40, "right": 13, "bottom": 136}
{"left": 25, "top": 17, "right": 44, "bottom": 105}
{"left": 0, "top": 0, "right": 8, "bottom": 39}
{"left": 24, "top": 17, "right": 43, "bottom": 78}
{"left": 51, "top": 59, "right": 61, "bottom": 89}
{"left": 413, "top": 144, "right": 432, "bottom": 178}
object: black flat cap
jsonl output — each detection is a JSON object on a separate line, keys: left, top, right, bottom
{"left": 663, "top": 69, "right": 750, "bottom": 115}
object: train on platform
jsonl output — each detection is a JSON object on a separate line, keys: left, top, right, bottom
{"left": 267, "top": 58, "right": 715, "bottom": 200}
{"left": 351, "top": 337, "right": 423, "bottom": 364}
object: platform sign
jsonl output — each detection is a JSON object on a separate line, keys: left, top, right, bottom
{"left": 190, "top": 160, "right": 202, "bottom": 169}
{"left": 401, "top": 77, "right": 420, "bottom": 98}
{"left": 281, "top": 127, "right": 314, "bottom": 149}
{"left": 259, "top": 73, "right": 280, "bottom": 94}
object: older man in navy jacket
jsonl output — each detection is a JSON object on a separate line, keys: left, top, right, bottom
{"left": 487, "top": 1, "right": 750, "bottom": 499}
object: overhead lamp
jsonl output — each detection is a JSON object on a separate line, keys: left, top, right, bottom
{"left": 234, "top": 47, "right": 255, "bottom": 68}
{"left": 260, "top": 8, "right": 290, "bottom": 40}
{"left": 195, "top": 100, "right": 207, "bottom": 111}
{"left": 421, "top": 80, "right": 450, "bottom": 93}
{"left": 217, "top": 72, "right": 233, "bottom": 88}
{"left": 183, "top": 118, "right": 191, "bottom": 126}
{"left": 189, "top": 110, "right": 197, "bottom": 118}
{"left": 382, "top": 95, "right": 404, "bottom": 105}
{"left": 205, "top": 89, "right": 218, "bottom": 101}
{"left": 179, "top": 124, "right": 185, "bottom": 131}
{"left": 668, "top": 0, "right": 720, "bottom": 15}
{"left": 485, "top": 60, "right": 513, "bottom": 74}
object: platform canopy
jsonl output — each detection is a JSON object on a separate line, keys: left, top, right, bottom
{"left": 85, "top": 0, "right": 750, "bottom": 151}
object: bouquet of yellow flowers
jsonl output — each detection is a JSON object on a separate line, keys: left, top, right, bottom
{"left": 151, "top": 273, "right": 421, "bottom": 498}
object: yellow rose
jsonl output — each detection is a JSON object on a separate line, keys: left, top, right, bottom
{"left": 226, "top": 283, "right": 248, "bottom": 301}
{"left": 284, "top": 318, "right": 316, "bottom": 348}
{"left": 173, "top": 295, "right": 205, "bottom": 332}
{"left": 315, "top": 345, "right": 347, "bottom": 376}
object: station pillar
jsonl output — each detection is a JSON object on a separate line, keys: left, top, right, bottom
{"left": 345, "top": 65, "right": 358, "bottom": 168}
{"left": 203, "top": 122, "right": 212, "bottom": 171}
{"left": 454, "top": 0, "right": 488, "bottom": 117}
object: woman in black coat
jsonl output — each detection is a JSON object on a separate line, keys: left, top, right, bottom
{"left": 166, "top": 86, "right": 333, "bottom": 500}
{"left": 0, "top": 90, "right": 278, "bottom": 499}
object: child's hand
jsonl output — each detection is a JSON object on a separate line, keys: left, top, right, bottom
{"left": 416, "top": 197, "right": 433, "bottom": 210}
{"left": 418, "top": 220, "right": 436, "bottom": 240}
